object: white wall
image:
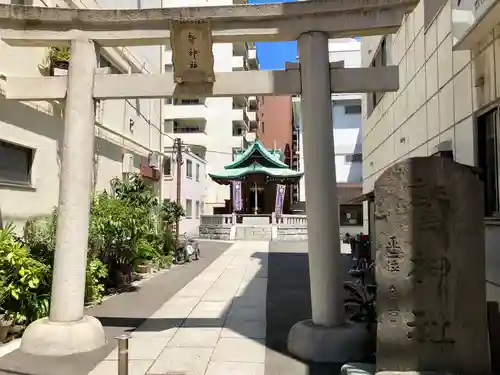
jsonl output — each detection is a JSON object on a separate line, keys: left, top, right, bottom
{"left": 0, "top": 0, "right": 163, "bottom": 231}
{"left": 162, "top": 149, "right": 207, "bottom": 236}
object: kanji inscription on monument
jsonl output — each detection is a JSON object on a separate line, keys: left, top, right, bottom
{"left": 374, "top": 157, "right": 490, "bottom": 375}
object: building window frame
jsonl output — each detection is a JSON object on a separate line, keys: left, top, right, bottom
{"left": 185, "top": 199, "right": 193, "bottom": 219}
{"left": 186, "top": 159, "right": 193, "bottom": 178}
{"left": 0, "top": 140, "right": 35, "bottom": 187}
{"left": 344, "top": 105, "right": 362, "bottom": 115}
{"left": 339, "top": 204, "right": 363, "bottom": 226}
{"left": 195, "top": 200, "right": 200, "bottom": 219}
{"left": 477, "top": 107, "right": 500, "bottom": 217}
{"left": 163, "top": 156, "right": 172, "bottom": 177}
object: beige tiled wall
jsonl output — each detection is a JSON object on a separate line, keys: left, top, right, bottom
{"left": 360, "top": 0, "right": 498, "bottom": 196}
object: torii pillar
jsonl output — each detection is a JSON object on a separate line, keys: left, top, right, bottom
{"left": 20, "top": 37, "right": 106, "bottom": 356}
{"left": 287, "top": 32, "right": 370, "bottom": 363}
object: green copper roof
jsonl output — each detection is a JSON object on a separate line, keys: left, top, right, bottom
{"left": 209, "top": 140, "right": 303, "bottom": 183}
{"left": 225, "top": 140, "right": 289, "bottom": 169}
{"left": 208, "top": 162, "right": 303, "bottom": 182}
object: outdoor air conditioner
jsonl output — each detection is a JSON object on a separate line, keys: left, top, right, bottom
{"left": 148, "top": 152, "right": 161, "bottom": 170}
{"left": 122, "top": 153, "right": 134, "bottom": 174}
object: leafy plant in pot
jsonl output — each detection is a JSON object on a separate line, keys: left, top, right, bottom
{"left": 46, "top": 46, "right": 70, "bottom": 75}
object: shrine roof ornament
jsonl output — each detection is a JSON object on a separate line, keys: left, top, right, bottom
{"left": 226, "top": 140, "right": 289, "bottom": 170}
{"left": 0, "top": 0, "right": 418, "bottom": 46}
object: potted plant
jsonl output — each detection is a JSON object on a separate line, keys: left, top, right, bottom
{"left": 47, "top": 47, "right": 70, "bottom": 76}
{"left": 0, "top": 311, "right": 13, "bottom": 343}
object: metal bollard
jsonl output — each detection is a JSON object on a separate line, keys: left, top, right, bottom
{"left": 116, "top": 334, "right": 130, "bottom": 375}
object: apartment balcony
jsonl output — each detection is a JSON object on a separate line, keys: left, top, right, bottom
{"left": 233, "top": 41, "right": 248, "bottom": 57}
{"left": 166, "top": 118, "right": 208, "bottom": 147}
{"left": 248, "top": 47, "right": 258, "bottom": 70}
{"left": 232, "top": 108, "right": 249, "bottom": 128}
{"left": 164, "top": 100, "right": 208, "bottom": 120}
{"left": 248, "top": 96, "right": 258, "bottom": 111}
{"left": 247, "top": 111, "right": 257, "bottom": 128}
{"left": 232, "top": 55, "right": 249, "bottom": 71}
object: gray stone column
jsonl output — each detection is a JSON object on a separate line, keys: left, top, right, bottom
{"left": 20, "top": 37, "right": 105, "bottom": 356}
{"left": 287, "top": 31, "right": 369, "bottom": 363}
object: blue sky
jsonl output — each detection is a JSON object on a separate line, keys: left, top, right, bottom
{"left": 248, "top": 0, "right": 297, "bottom": 70}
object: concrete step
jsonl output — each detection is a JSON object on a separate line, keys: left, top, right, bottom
{"left": 235, "top": 225, "right": 272, "bottom": 241}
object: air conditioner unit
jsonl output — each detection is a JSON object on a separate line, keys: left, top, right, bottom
{"left": 148, "top": 152, "right": 160, "bottom": 170}
{"left": 122, "top": 153, "right": 134, "bottom": 174}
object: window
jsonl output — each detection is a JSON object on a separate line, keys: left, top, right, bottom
{"left": 163, "top": 156, "right": 172, "bottom": 176}
{"left": 174, "top": 99, "right": 202, "bottom": 105}
{"left": 196, "top": 163, "right": 200, "bottom": 181}
{"left": 0, "top": 140, "right": 34, "bottom": 185}
{"left": 339, "top": 205, "right": 363, "bottom": 226}
{"left": 261, "top": 121, "right": 265, "bottom": 133}
{"left": 368, "top": 36, "right": 388, "bottom": 114}
{"left": 196, "top": 201, "right": 200, "bottom": 218}
{"left": 345, "top": 153, "right": 363, "bottom": 163}
{"left": 185, "top": 199, "right": 193, "bottom": 219}
{"left": 186, "top": 159, "right": 193, "bottom": 178}
{"left": 164, "top": 64, "right": 173, "bottom": 73}
{"left": 478, "top": 108, "right": 499, "bottom": 216}
{"left": 232, "top": 124, "right": 244, "bottom": 136}
{"left": 344, "top": 105, "right": 362, "bottom": 115}
{"left": 174, "top": 122, "right": 203, "bottom": 133}
{"left": 200, "top": 201, "right": 204, "bottom": 215}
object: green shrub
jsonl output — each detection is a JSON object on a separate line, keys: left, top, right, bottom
{"left": 0, "top": 223, "right": 51, "bottom": 325}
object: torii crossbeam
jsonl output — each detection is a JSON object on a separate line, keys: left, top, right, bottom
{"left": 1, "top": 0, "right": 417, "bottom": 362}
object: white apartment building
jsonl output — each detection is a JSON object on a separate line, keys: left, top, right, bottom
{"left": 0, "top": 0, "right": 163, "bottom": 231}
{"left": 161, "top": 0, "right": 258, "bottom": 215}
{"left": 295, "top": 38, "right": 364, "bottom": 231}
{"left": 162, "top": 146, "right": 207, "bottom": 236}
{"left": 360, "top": 0, "right": 500, "bottom": 302}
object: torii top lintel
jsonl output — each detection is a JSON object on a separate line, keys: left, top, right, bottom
{"left": 0, "top": 0, "right": 418, "bottom": 46}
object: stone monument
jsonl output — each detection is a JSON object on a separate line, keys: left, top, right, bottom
{"left": 374, "top": 157, "right": 491, "bottom": 374}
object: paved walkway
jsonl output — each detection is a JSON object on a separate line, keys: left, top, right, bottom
{"left": 0, "top": 240, "right": 354, "bottom": 375}
{"left": 90, "top": 240, "right": 269, "bottom": 375}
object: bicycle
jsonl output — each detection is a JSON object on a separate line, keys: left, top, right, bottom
{"left": 343, "top": 262, "right": 377, "bottom": 329}
{"left": 173, "top": 232, "right": 200, "bottom": 264}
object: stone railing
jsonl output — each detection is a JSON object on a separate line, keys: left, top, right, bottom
{"left": 199, "top": 213, "right": 309, "bottom": 241}
{"left": 199, "top": 214, "right": 235, "bottom": 240}
{"left": 276, "top": 214, "right": 307, "bottom": 226}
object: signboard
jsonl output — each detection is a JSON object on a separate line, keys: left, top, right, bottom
{"left": 232, "top": 181, "right": 243, "bottom": 212}
{"left": 170, "top": 20, "right": 215, "bottom": 84}
{"left": 275, "top": 184, "right": 286, "bottom": 217}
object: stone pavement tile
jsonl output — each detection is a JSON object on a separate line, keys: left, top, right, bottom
{"left": 231, "top": 295, "right": 266, "bottom": 309}
{"left": 205, "top": 361, "right": 265, "bottom": 375}
{"left": 105, "top": 336, "right": 172, "bottom": 360}
{"left": 133, "top": 318, "right": 182, "bottom": 336}
{"left": 183, "top": 301, "right": 230, "bottom": 327}
{"left": 150, "top": 296, "right": 201, "bottom": 318}
{"left": 227, "top": 305, "right": 266, "bottom": 321}
{"left": 147, "top": 347, "right": 213, "bottom": 375}
{"left": 88, "top": 360, "right": 153, "bottom": 375}
{"left": 168, "top": 327, "right": 222, "bottom": 347}
{"left": 221, "top": 320, "right": 266, "bottom": 339}
{"left": 176, "top": 279, "right": 213, "bottom": 297}
{"left": 212, "top": 338, "right": 266, "bottom": 363}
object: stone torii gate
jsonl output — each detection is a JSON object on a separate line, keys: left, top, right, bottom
{"left": 0, "top": 0, "right": 416, "bottom": 361}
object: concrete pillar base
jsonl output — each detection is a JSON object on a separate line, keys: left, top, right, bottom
{"left": 20, "top": 315, "right": 105, "bottom": 356}
{"left": 287, "top": 319, "right": 373, "bottom": 363}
